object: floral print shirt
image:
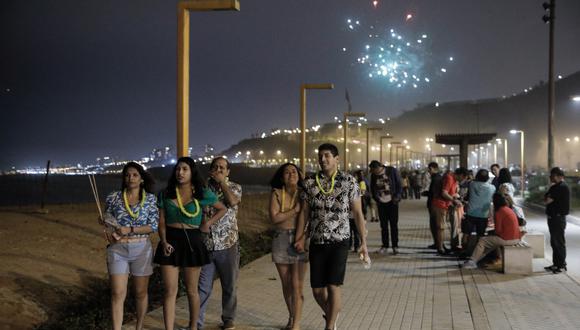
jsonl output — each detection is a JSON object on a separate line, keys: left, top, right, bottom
{"left": 105, "top": 191, "right": 159, "bottom": 238}
{"left": 301, "top": 170, "right": 360, "bottom": 244}
{"left": 203, "top": 180, "right": 242, "bottom": 251}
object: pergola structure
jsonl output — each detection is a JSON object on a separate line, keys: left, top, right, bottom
{"left": 435, "top": 133, "right": 496, "bottom": 168}
{"left": 434, "top": 154, "right": 460, "bottom": 169}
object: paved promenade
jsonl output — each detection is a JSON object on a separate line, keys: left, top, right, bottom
{"left": 129, "top": 199, "right": 580, "bottom": 330}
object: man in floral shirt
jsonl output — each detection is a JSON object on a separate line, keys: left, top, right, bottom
{"left": 198, "top": 157, "right": 242, "bottom": 330}
{"left": 295, "top": 143, "right": 369, "bottom": 330}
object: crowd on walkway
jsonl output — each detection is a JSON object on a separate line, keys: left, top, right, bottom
{"left": 97, "top": 143, "right": 571, "bottom": 330}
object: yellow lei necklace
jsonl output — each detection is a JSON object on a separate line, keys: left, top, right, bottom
{"left": 123, "top": 189, "right": 146, "bottom": 219}
{"left": 315, "top": 170, "right": 338, "bottom": 195}
{"left": 281, "top": 186, "right": 297, "bottom": 212}
{"left": 176, "top": 187, "right": 200, "bottom": 218}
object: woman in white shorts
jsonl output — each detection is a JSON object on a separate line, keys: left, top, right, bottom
{"left": 269, "top": 163, "right": 308, "bottom": 330}
{"left": 102, "top": 162, "right": 159, "bottom": 330}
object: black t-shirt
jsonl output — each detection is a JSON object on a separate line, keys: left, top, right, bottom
{"left": 428, "top": 172, "right": 443, "bottom": 203}
{"left": 545, "top": 181, "right": 570, "bottom": 216}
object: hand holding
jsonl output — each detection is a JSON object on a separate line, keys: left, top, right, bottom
{"left": 294, "top": 239, "right": 305, "bottom": 253}
{"left": 162, "top": 242, "right": 174, "bottom": 256}
{"left": 200, "top": 221, "right": 211, "bottom": 233}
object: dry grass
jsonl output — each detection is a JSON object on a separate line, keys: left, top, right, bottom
{"left": 0, "top": 193, "right": 272, "bottom": 329}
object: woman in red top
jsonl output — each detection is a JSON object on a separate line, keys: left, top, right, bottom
{"left": 463, "top": 194, "right": 522, "bottom": 269}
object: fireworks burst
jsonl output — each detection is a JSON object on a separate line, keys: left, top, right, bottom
{"left": 344, "top": 18, "right": 453, "bottom": 90}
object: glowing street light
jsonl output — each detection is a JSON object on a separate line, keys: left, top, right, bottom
{"left": 510, "top": 129, "right": 525, "bottom": 195}
{"left": 380, "top": 137, "right": 394, "bottom": 164}
{"left": 343, "top": 112, "right": 366, "bottom": 170}
{"left": 572, "top": 95, "right": 580, "bottom": 102}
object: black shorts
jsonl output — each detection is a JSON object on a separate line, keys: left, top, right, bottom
{"left": 309, "top": 240, "right": 349, "bottom": 288}
{"left": 153, "top": 227, "right": 210, "bottom": 267}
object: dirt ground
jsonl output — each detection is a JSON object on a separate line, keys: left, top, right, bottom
{"left": 0, "top": 193, "right": 270, "bottom": 329}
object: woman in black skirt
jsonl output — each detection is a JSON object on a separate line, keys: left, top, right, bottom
{"left": 154, "top": 157, "right": 226, "bottom": 330}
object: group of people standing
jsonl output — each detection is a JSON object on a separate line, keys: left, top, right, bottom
{"left": 102, "top": 157, "right": 240, "bottom": 330}
{"left": 100, "top": 143, "right": 571, "bottom": 330}
{"left": 422, "top": 161, "right": 570, "bottom": 274}
{"left": 101, "top": 143, "right": 371, "bottom": 330}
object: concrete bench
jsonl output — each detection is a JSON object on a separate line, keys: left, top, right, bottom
{"left": 522, "top": 232, "right": 545, "bottom": 258}
{"left": 502, "top": 244, "right": 533, "bottom": 274}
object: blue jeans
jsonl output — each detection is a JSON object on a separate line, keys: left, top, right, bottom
{"left": 197, "top": 243, "right": 240, "bottom": 328}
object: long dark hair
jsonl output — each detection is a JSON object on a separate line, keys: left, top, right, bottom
{"left": 497, "top": 168, "right": 512, "bottom": 185}
{"left": 493, "top": 193, "right": 508, "bottom": 212}
{"left": 475, "top": 169, "right": 489, "bottom": 182}
{"left": 270, "top": 163, "right": 304, "bottom": 190}
{"left": 121, "top": 162, "right": 155, "bottom": 198}
{"left": 165, "top": 157, "right": 205, "bottom": 200}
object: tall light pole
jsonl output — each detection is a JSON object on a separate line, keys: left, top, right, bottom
{"left": 380, "top": 136, "right": 394, "bottom": 164}
{"left": 366, "top": 127, "right": 383, "bottom": 168}
{"left": 300, "top": 83, "right": 334, "bottom": 174}
{"left": 177, "top": 0, "right": 240, "bottom": 157}
{"left": 543, "top": 0, "right": 556, "bottom": 169}
{"left": 343, "top": 112, "right": 366, "bottom": 171}
{"left": 503, "top": 138, "right": 508, "bottom": 167}
{"left": 510, "top": 129, "right": 525, "bottom": 196}
{"left": 395, "top": 145, "right": 406, "bottom": 168}
{"left": 389, "top": 141, "right": 401, "bottom": 165}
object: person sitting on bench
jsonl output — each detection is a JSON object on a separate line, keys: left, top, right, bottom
{"left": 462, "top": 193, "right": 522, "bottom": 269}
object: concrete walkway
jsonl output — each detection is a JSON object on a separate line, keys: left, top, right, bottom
{"left": 129, "top": 199, "right": 580, "bottom": 330}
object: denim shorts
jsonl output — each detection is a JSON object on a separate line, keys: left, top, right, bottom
{"left": 271, "top": 229, "right": 308, "bottom": 264}
{"left": 107, "top": 240, "right": 153, "bottom": 276}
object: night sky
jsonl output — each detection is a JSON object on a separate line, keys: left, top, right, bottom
{"left": 1, "top": 0, "right": 579, "bottom": 170}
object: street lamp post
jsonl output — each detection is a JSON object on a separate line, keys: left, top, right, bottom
{"left": 389, "top": 141, "right": 401, "bottom": 165}
{"left": 300, "top": 83, "right": 334, "bottom": 174}
{"left": 366, "top": 127, "right": 383, "bottom": 168}
{"left": 503, "top": 138, "right": 508, "bottom": 167}
{"left": 343, "top": 112, "right": 366, "bottom": 171}
{"left": 177, "top": 0, "right": 240, "bottom": 157}
{"left": 543, "top": 0, "right": 556, "bottom": 169}
{"left": 380, "top": 137, "right": 394, "bottom": 164}
{"left": 510, "top": 129, "right": 525, "bottom": 196}
{"left": 396, "top": 145, "right": 406, "bottom": 168}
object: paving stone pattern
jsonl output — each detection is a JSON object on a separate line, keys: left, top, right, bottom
{"left": 127, "top": 200, "right": 580, "bottom": 330}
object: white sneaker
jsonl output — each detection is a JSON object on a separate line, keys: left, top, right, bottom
{"left": 376, "top": 247, "right": 388, "bottom": 254}
{"left": 463, "top": 260, "right": 477, "bottom": 269}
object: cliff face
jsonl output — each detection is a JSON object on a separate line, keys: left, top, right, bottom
{"left": 385, "top": 71, "right": 580, "bottom": 169}
{"left": 219, "top": 71, "right": 580, "bottom": 170}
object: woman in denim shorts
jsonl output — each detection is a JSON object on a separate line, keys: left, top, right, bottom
{"left": 269, "top": 163, "right": 308, "bottom": 330}
{"left": 102, "top": 162, "right": 159, "bottom": 330}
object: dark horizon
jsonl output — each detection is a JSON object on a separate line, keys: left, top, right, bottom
{"left": 2, "top": 0, "right": 580, "bottom": 170}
